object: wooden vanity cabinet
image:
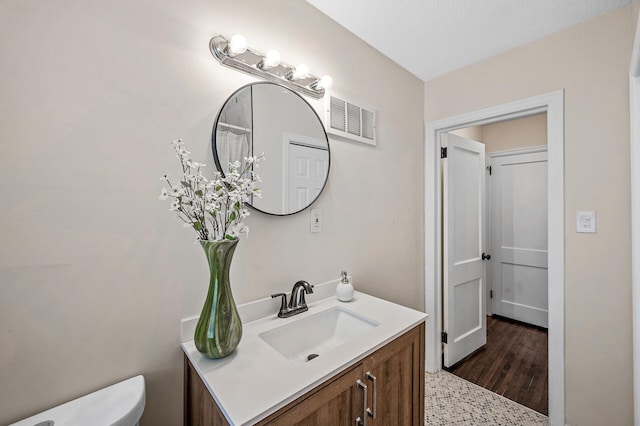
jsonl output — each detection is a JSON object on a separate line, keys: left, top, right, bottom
{"left": 184, "top": 323, "right": 425, "bottom": 426}
{"left": 360, "top": 323, "right": 425, "bottom": 425}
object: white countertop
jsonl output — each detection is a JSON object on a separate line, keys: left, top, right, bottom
{"left": 181, "top": 291, "right": 427, "bottom": 425}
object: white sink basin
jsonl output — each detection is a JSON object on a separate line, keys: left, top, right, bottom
{"left": 259, "top": 306, "right": 379, "bottom": 364}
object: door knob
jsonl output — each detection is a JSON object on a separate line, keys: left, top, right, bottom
{"left": 482, "top": 253, "right": 491, "bottom": 260}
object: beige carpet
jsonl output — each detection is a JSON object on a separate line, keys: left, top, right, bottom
{"left": 426, "top": 371, "right": 549, "bottom": 425}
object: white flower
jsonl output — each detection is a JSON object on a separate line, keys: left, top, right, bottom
{"left": 244, "top": 153, "right": 265, "bottom": 166}
{"left": 160, "top": 139, "right": 262, "bottom": 241}
{"left": 168, "top": 187, "right": 183, "bottom": 197}
{"left": 186, "top": 159, "right": 206, "bottom": 169}
{"left": 159, "top": 187, "right": 169, "bottom": 200}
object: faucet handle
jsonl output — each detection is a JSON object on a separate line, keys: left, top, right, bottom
{"left": 271, "top": 293, "right": 289, "bottom": 318}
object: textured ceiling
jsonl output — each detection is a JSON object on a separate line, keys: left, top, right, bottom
{"left": 305, "top": 0, "right": 630, "bottom": 81}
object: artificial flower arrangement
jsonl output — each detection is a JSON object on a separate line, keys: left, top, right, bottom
{"left": 159, "top": 138, "right": 261, "bottom": 358}
{"left": 159, "top": 138, "right": 262, "bottom": 241}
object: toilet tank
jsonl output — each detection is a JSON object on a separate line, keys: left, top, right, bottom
{"left": 10, "top": 375, "right": 145, "bottom": 426}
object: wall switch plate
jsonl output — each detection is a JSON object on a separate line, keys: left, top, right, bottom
{"left": 576, "top": 211, "right": 596, "bottom": 233}
{"left": 310, "top": 208, "right": 322, "bottom": 233}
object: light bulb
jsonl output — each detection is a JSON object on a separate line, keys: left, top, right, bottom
{"left": 316, "top": 75, "right": 333, "bottom": 90}
{"left": 227, "top": 34, "right": 248, "bottom": 57}
{"left": 292, "top": 64, "right": 309, "bottom": 80}
{"left": 260, "top": 50, "right": 281, "bottom": 69}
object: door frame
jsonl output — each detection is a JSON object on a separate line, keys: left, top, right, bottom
{"left": 424, "top": 90, "right": 564, "bottom": 425}
{"left": 629, "top": 9, "right": 640, "bottom": 426}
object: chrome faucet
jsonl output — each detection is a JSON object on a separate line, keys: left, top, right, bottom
{"left": 271, "top": 280, "right": 314, "bottom": 318}
{"left": 289, "top": 280, "right": 314, "bottom": 309}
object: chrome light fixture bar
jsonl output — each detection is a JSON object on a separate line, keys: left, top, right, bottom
{"left": 209, "top": 34, "right": 332, "bottom": 99}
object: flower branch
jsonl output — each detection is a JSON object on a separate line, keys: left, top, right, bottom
{"left": 160, "top": 138, "right": 262, "bottom": 241}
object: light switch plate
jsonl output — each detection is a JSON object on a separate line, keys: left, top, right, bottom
{"left": 576, "top": 211, "right": 596, "bottom": 233}
{"left": 310, "top": 208, "right": 322, "bottom": 233}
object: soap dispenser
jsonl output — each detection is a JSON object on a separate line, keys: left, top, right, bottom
{"left": 336, "top": 270, "right": 354, "bottom": 302}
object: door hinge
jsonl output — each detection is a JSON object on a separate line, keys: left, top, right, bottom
{"left": 487, "top": 165, "right": 492, "bottom": 175}
{"left": 490, "top": 290, "right": 493, "bottom": 299}
{"left": 441, "top": 147, "right": 447, "bottom": 158}
{"left": 441, "top": 331, "right": 448, "bottom": 344}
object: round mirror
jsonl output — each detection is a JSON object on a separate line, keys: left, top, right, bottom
{"left": 212, "top": 82, "right": 330, "bottom": 216}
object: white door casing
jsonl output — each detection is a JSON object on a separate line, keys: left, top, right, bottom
{"left": 443, "top": 133, "right": 487, "bottom": 367}
{"left": 490, "top": 149, "right": 548, "bottom": 328}
{"left": 629, "top": 10, "right": 640, "bottom": 426}
{"left": 424, "top": 90, "right": 564, "bottom": 425}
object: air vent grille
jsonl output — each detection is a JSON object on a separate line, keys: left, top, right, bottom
{"left": 347, "top": 103, "right": 361, "bottom": 136}
{"left": 326, "top": 94, "right": 376, "bottom": 146}
{"left": 329, "top": 96, "right": 346, "bottom": 132}
{"left": 361, "top": 109, "right": 375, "bottom": 140}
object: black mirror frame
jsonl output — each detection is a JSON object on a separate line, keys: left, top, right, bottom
{"left": 212, "top": 82, "right": 331, "bottom": 217}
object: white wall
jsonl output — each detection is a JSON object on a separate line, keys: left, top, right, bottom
{"left": 425, "top": 6, "right": 633, "bottom": 425}
{"left": 0, "top": 1, "right": 425, "bottom": 424}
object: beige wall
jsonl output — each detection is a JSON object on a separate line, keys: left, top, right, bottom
{"left": 426, "top": 6, "right": 633, "bottom": 426}
{"left": 482, "top": 113, "right": 547, "bottom": 153}
{"left": 449, "top": 125, "right": 484, "bottom": 141}
{"left": 450, "top": 113, "right": 547, "bottom": 153}
{"left": 0, "top": 1, "right": 425, "bottom": 424}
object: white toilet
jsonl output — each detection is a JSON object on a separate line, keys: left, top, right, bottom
{"left": 10, "top": 375, "right": 145, "bottom": 426}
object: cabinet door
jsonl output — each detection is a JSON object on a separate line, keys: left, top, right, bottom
{"left": 362, "top": 324, "right": 425, "bottom": 426}
{"left": 184, "top": 355, "right": 230, "bottom": 426}
{"left": 258, "top": 364, "right": 364, "bottom": 426}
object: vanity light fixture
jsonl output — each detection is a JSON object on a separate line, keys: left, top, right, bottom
{"left": 210, "top": 33, "right": 332, "bottom": 99}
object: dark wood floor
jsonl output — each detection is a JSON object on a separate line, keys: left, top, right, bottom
{"left": 445, "top": 315, "right": 548, "bottom": 415}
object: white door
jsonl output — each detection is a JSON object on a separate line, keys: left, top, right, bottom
{"left": 489, "top": 150, "right": 548, "bottom": 328}
{"left": 285, "top": 142, "right": 328, "bottom": 212}
{"left": 443, "top": 133, "right": 487, "bottom": 367}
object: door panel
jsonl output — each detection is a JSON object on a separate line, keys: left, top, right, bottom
{"left": 500, "top": 160, "right": 547, "bottom": 250}
{"left": 501, "top": 263, "right": 548, "bottom": 309}
{"left": 286, "top": 143, "right": 328, "bottom": 212}
{"left": 453, "top": 147, "right": 481, "bottom": 263}
{"left": 443, "top": 133, "right": 486, "bottom": 367}
{"left": 453, "top": 278, "right": 482, "bottom": 341}
{"left": 490, "top": 151, "right": 548, "bottom": 328}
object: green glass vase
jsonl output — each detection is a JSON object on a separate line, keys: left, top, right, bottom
{"left": 194, "top": 238, "right": 242, "bottom": 359}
